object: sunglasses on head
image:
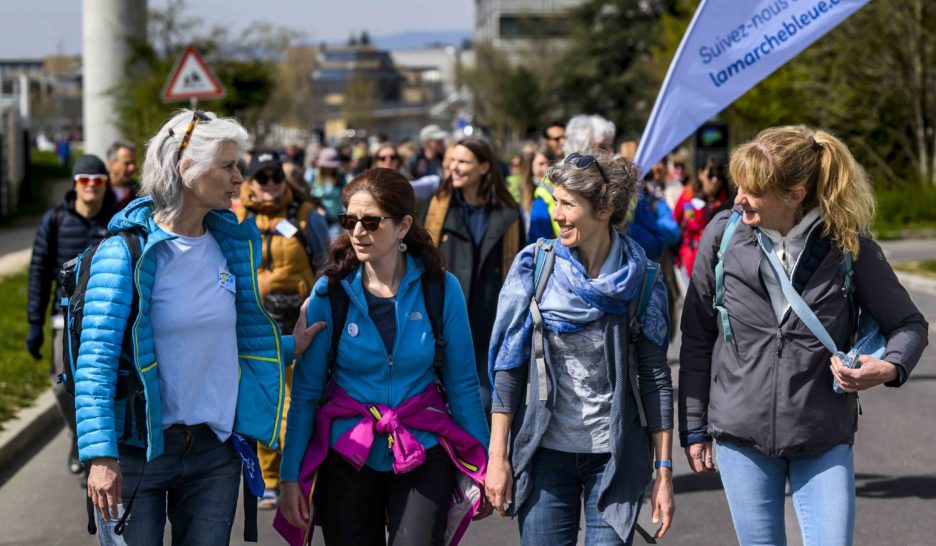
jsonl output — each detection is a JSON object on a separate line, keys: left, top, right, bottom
{"left": 564, "top": 152, "right": 611, "bottom": 185}
{"left": 254, "top": 170, "right": 285, "bottom": 185}
{"left": 337, "top": 213, "right": 399, "bottom": 232}
{"left": 171, "top": 110, "right": 211, "bottom": 161}
{"left": 74, "top": 174, "right": 107, "bottom": 186}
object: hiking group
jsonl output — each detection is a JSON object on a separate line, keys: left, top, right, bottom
{"left": 26, "top": 109, "right": 928, "bottom": 546}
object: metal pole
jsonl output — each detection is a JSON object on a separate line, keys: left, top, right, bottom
{"left": 190, "top": 97, "right": 198, "bottom": 111}
{"left": 82, "top": 0, "right": 147, "bottom": 156}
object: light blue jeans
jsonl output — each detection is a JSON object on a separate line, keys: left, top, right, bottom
{"left": 717, "top": 441, "right": 855, "bottom": 546}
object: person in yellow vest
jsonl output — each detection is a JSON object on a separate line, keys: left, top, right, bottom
{"left": 520, "top": 144, "right": 560, "bottom": 243}
{"left": 422, "top": 138, "right": 523, "bottom": 412}
{"left": 235, "top": 150, "right": 326, "bottom": 509}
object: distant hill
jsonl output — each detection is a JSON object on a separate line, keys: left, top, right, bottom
{"left": 326, "top": 29, "right": 473, "bottom": 51}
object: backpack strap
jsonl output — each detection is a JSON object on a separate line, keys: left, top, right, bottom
{"left": 529, "top": 239, "right": 556, "bottom": 403}
{"left": 714, "top": 211, "right": 742, "bottom": 343}
{"left": 116, "top": 230, "right": 147, "bottom": 445}
{"left": 627, "top": 261, "right": 659, "bottom": 429}
{"left": 424, "top": 193, "right": 452, "bottom": 246}
{"left": 420, "top": 274, "right": 446, "bottom": 384}
{"left": 286, "top": 200, "right": 315, "bottom": 271}
{"left": 326, "top": 280, "right": 349, "bottom": 376}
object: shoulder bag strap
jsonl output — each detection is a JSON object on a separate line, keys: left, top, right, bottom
{"left": 714, "top": 211, "right": 742, "bottom": 342}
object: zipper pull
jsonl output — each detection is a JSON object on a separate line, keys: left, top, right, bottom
{"left": 775, "top": 330, "right": 784, "bottom": 357}
{"left": 388, "top": 355, "right": 393, "bottom": 366}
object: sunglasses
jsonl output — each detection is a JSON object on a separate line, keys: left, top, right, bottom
{"left": 337, "top": 214, "right": 398, "bottom": 231}
{"left": 254, "top": 170, "right": 285, "bottom": 185}
{"left": 74, "top": 175, "right": 107, "bottom": 186}
{"left": 564, "top": 152, "right": 611, "bottom": 185}
{"left": 546, "top": 135, "right": 565, "bottom": 142}
{"left": 377, "top": 154, "right": 399, "bottom": 162}
{"left": 172, "top": 110, "right": 210, "bottom": 161}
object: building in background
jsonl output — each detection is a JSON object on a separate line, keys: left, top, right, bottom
{"left": 474, "top": 0, "right": 583, "bottom": 64}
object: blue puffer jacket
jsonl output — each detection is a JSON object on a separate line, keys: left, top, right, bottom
{"left": 75, "top": 197, "right": 294, "bottom": 463}
{"left": 281, "top": 256, "right": 490, "bottom": 481}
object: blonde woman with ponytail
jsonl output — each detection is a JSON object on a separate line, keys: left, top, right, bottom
{"left": 678, "top": 126, "right": 928, "bottom": 546}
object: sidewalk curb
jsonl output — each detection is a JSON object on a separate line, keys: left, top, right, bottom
{"left": 0, "top": 390, "right": 61, "bottom": 472}
{"left": 895, "top": 271, "right": 936, "bottom": 298}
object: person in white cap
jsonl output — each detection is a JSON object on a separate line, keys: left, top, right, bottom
{"left": 408, "top": 124, "right": 448, "bottom": 180}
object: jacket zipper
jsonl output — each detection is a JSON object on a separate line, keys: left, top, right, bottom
{"left": 764, "top": 220, "right": 819, "bottom": 456}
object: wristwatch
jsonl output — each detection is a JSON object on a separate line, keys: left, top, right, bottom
{"left": 654, "top": 459, "right": 673, "bottom": 469}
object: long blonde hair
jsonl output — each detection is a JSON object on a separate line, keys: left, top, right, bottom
{"left": 729, "top": 126, "right": 875, "bottom": 258}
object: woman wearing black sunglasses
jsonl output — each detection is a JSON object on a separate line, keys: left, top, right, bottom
{"left": 422, "top": 138, "right": 524, "bottom": 413}
{"left": 279, "top": 168, "right": 491, "bottom": 544}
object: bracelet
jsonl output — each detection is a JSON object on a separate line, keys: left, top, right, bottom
{"left": 654, "top": 459, "right": 673, "bottom": 469}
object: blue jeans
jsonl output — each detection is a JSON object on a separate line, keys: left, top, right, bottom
{"left": 96, "top": 424, "right": 242, "bottom": 546}
{"left": 717, "top": 441, "right": 855, "bottom": 546}
{"left": 518, "top": 447, "right": 636, "bottom": 546}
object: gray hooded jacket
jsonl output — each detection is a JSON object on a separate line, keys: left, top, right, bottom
{"left": 679, "top": 210, "right": 928, "bottom": 456}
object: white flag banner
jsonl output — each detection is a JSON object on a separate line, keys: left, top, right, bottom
{"left": 634, "top": 0, "right": 870, "bottom": 174}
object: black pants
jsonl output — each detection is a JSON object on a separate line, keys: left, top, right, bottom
{"left": 314, "top": 445, "right": 456, "bottom": 546}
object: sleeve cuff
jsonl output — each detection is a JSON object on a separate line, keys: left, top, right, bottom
{"left": 679, "top": 425, "right": 712, "bottom": 447}
{"left": 884, "top": 362, "right": 907, "bottom": 387}
{"left": 282, "top": 335, "right": 296, "bottom": 364}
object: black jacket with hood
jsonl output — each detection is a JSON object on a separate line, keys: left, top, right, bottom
{"left": 679, "top": 209, "right": 928, "bottom": 457}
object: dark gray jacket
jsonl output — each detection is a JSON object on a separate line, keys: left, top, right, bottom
{"left": 679, "top": 210, "right": 929, "bottom": 456}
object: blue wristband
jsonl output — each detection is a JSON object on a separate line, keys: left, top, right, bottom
{"left": 654, "top": 460, "right": 672, "bottom": 469}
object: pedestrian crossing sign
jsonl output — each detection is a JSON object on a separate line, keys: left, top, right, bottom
{"left": 161, "top": 46, "right": 226, "bottom": 103}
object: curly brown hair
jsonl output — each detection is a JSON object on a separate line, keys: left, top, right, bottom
{"left": 321, "top": 168, "right": 445, "bottom": 292}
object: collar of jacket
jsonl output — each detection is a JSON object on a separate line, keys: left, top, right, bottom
{"left": 339, "top": 253, "right": 426, "bottom": 314}
{"left": 62, "top": 187, "right": 118, "bottom": 217}
{"left": 109, "top": 196, "right": 262, "bottom": 243}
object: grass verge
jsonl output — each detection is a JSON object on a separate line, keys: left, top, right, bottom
{"left": 893, "top": 261, "right": 936, "bottom": 279}
{"left": 0, "top": 270, "right": 52, "bottom": 430}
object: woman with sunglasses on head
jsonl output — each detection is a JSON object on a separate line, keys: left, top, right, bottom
{"left": 485, "top": 150, "right": 675, "bottom": 545}
{"left": 75, "top": 110, "right": 320, "bottom": 546}
{"left": 277, "top": 168, "right": 491, "bottom": 546}
{"left": 235, "top": 150, "right": 328, "bottom": 511}
{"left": 27, "top": 154, "right": 118, "bottom": 481}
{"left": 680, "top": 127, "right": 928, "bottom": 546}
{"left": 422, "top": 138, "right": 524, "bottom": 413}
{"left": 673, "top": 156, "right": 732, "bottom": 280}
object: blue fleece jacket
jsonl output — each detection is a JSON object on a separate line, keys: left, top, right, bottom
{"left": 281, "top": 256, "right": 490, "bottom": 480}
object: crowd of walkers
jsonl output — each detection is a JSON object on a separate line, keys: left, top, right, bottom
{"left": 25, "top": 109, "right": 928, "bottom": 546}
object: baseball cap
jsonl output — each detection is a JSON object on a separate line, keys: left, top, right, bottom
{"left": 246, "top": 150, "right": 283, "bottom": 178}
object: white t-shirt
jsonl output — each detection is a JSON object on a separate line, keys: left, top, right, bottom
{"left": 149, "top": 229, "right": 240, "bottom": 442}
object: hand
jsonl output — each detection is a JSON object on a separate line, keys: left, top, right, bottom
{"left": 26, "top": 324, "right": 43, "bottom": 360}
{"left": 279, "top": 481, "right": 309, "bottom": 528}
{"left": 830, "top": 354, "right": 898, "bottom": 392}
{"left": 292, "top": 298, "right": 325, "bottom": 360}
{"left": 484, "top": 454, "right": 513, "bottom": 517}
{"left": 87, "top": 458, "right": 122, "bottom": 520}
{"left": 651, "top": 469, "right": 675, "bottom": 539}
{"left": 684, "top": 442, "right": 716, "bottom": 473}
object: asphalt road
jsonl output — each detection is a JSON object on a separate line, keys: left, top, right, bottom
{"left": 0, "top": 237, "right": 932, "bottom": 545}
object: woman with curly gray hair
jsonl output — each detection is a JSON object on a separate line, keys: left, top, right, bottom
{"left": 484, "top": 149, "right": 675, "bottom": 545}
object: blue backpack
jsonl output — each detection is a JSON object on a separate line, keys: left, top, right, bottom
{"left": 529, "top": 238, "right": 659, "bottom": 427}
{"left": 713, "top": 211, "right": 886, "bottom": 394}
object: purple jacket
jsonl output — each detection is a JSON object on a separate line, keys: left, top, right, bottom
{"left": 274, "top": 382, "right": 488, "bottom": 546}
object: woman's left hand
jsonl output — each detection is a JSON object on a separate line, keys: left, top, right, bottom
{"left": 830, "top": 354, "right": 899, "bottom": 392}
{"left": 292, "top": 298, "right": 325, "bottom": 360}
{"left": 651, "top": 469, "right": 675, "bottom": 539}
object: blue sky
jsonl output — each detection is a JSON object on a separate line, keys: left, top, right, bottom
{"left": 0, "top": 0, "right": 474, "bottom": 58}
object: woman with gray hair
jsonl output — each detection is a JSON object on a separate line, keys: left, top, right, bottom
{"left": 485, "top": 149, "right": 675, "bottom": 545}
{"left": 563, "top": 114, "right": 616, "bottom": 156}
{"left": 76, "top": 109, "right": 320, "bottom": 545}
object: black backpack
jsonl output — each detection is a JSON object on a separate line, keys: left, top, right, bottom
{"left": 58, "top": 229, "right": 149, "bottom": 445}
{"left": 325, "top": 274, "right": 446, "bottom": 382}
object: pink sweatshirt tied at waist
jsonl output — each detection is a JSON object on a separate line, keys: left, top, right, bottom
{"left": 274, "top": 382, "right": 488, "bottom": 546}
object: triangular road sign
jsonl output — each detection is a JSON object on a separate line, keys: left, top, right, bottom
{"left": 161, "top": 46, "right": 226, "bottom": 102}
